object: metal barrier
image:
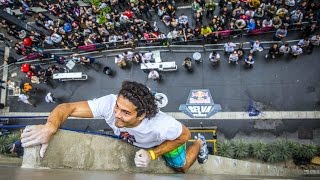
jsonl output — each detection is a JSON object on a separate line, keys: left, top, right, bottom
{"left": 188, "top": 126, "right": 218, "bottom": 155}
{"left": 36, "top": 20, "right": 315, "bottom": 56}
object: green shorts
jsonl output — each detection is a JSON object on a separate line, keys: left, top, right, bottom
{"left": 162, "top": 144, "right": 186, "bottom": 168}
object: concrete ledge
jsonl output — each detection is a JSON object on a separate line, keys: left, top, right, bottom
{"left": 22, "top": 130, "right": 303, "bottom": 176}
{"left": 3, "top": 111, "right": 320, "bottom": 120}
{"left": 0, "top": 155, "right": 22, "bottom": 166}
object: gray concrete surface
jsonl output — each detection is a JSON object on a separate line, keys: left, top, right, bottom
{"left": 22, "top": 130, "right": 303, "bottom": 177}
{"left": 5, "top": 49, "right": 320, "bottom": 112}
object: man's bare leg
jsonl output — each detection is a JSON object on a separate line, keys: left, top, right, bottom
{"left": 175, "top": 139, "right": 202, "bottom": 173}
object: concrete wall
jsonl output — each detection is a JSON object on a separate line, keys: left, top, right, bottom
{"left": 22, "top": 130, "right": 303, "bottom": 176}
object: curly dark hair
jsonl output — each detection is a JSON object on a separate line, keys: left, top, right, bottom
{"left": 118, "top": 81, "right": 158, "bottom": 119}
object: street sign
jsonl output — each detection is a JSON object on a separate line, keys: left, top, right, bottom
{"left": 179, "top": 89, "right": 221, "bottom": 118}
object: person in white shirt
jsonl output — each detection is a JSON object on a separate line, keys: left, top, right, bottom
{"left": 290, "top": 10, "right": 303, "bottom": 24}
{"left": 229, "top": 51, "right": 239, "bottom": 64}
{"left": 51, "top": 33, "right": 62, "bottom": 44}
{"left": 279, "top": 43, "right": 291, "bottom": 55}
{"left": 224, "top": 42, "right": 237, "bottom": 54}
{"left": 44, "top": 20, "right": 54, "bottom": 30}
{"left": 44, "top": 36, "right": 54, "bottom": 45}
{"left": 298, "top": 38, "right": 310, "bottom": 49}
{"left": 142, "top": 52, "right": 153, "bottom": 63}
{"left": 311, "top": 35, "right": 320, "bottom": 46}
{"left": 262, "top": 17, "right": 273, "bottom": 28}
{"left": 178, "top": 14, "right": 189, "bottom": 28}
{"left": 20, "top": 81, "right": 209, "bottom": 173}
{"left": 148, "top": 70, "right": 161, "bottom": 81}
{"left": 290, "top": 45, "right": 303, "bottom": 58}
{"left": 123, "top": 51, "right": 134, "bottom": 61}
{"left": 115, "top": 54, "right": 127, "bottom": 68}
{"left": 45, "top": 92, "right": 55, "bottom": 103}
{"left": 18, "top": 94, "right": 35, "bottom": 107}
{"left": 250, "top": 40, "right": 264, "bottom": 53}
{"left": 209, "top": 51, "right": 220, "bottom": 66}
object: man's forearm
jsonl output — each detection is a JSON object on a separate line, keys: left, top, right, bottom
{"left": 45, "top": 103, "right": 75, "bottom": 133}
{"left": 152, "top": 125, "right": 191, "bottom": 158}
{"left": 45, "top": 101, "right": 94, "bottom": 134}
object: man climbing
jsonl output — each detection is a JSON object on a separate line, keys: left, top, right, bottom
{"left": 21, "top": 81, "right": 209, "bottom": 173}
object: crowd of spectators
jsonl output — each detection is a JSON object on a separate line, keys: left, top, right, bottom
{"left": 0, "top": 0, "right": 318, "bottom": 56}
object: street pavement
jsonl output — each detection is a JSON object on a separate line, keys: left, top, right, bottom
{"left": 4, "top": 48, "right": 320, "bottom": 112}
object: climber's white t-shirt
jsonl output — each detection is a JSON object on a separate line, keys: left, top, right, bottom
{"left": 87, "top": 94, "right": 183, "bottom": 148}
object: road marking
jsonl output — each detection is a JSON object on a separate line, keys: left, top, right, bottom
{"left": 1, "top": 111, "right": 320, "bottom": 120}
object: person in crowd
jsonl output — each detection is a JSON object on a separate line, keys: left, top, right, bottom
{"left": 148, "top": 70, "right": 162, "bottom": 81}
{"left": 276, "top": 8, "right": 288, "bottom": 18}
{"left": 79, "top": 56, "right": 99, "bottom": 69}
{"left": 18, "top": 94, "right": 36, "bottom": 107}
{"left": 290, "top": 9, "right": 303, "bottom": 24}
{"left": 224, "top": 41, "right": 237, "bottom": 54}
{"left": 282, "top": 16, "right": 292, "bottom": 29}
{"left": 205, "top": 0, "right": 216, "bottom": 18}
{"left": 115, "top": 54, "right": 127, "bottom": 68}
{"left": 209, "top": 51, "right": 220, "bottom": 66}
{"left": 178, "top": 14, "right": 189, "bottom": 29}
{"left": 290, "top": 45, "right": 303, "bottom": 58}
{"left": 228, "top": 51, "right": 239, "bottom": 64}
{"left": 272, "top": 16, "right": 282, "bottom": 29}
{"left": 254, "top": 7, "right": 264, "bottom": 19}
{"left": 244, "top": 55, "right": 255, "bottom": 68}
{"left": 236, "top": 44, "right": 245, "bottom": 60}
{"left": 162, "top": 15, "right": 172, "bottom": 26}
{"left": 298, "top": 38, "right": 310, "bottom": 51}
{"left": 262, "top": 17, "right": 273, "bottom": 28}
{"left": 302, "top": 23, "right": 318, "bottom": 38}
{"left": 45, "top": 92, "right": 56, "bottom": 103}
{"left": 200, "top": 25, "right": 212, "bottom": 38}
{"left": 310, "top": 34, "right": 320, "bottom": 46}
{"left": 103, "top": 66, "right": 113, "bottom": 76}
{"left": 182, "top": 57, "right": 193, "bottom": 72}
{"left": 123, "top": 51, "right": 134, "bottom": 62}
{"left": 265, "top": 43, "right": 280, "bottom": 59}
{"left": 274, "top": 26, "right": 287, "bottom": 41}
{"left": 235, "top": 18, "right": 246, "bottom": 30}
{"left": 133, "top": 52, "right": 143, "bottom": 64}
{"left": 142, "top": 51, "right": 153, "bottom": 63}
{"left": 250, "top": 40, "right": 264, "bottom": 54}
{"left": 247, "top": 19, "right": 256, "bottom": 32}
{"left": 191, "top": 0, "right": 201, "bottom": 14}
{"left": 279, "top": 43, "right": 291, "bottom": 56}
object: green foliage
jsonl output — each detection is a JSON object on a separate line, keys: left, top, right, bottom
{"left": 0, "top": 133, "right": 20, "bottom": 154}
{"left": 290, "top": 142, "right": 318, "bottom": 160}
{"left": 251, "top": 141, "right": 268, "bottom": 161}
{"left": 6, "top": 133, "right": 20, "bottom": 145}
{"left": 0, "top": 136, "right": 7, "bottom": 154}
{"left": 217, "top": 140, "right": 234, "bottom": 158}
{"left": 97, "top": 6, "right": 111, "bottom": 25}
{"left": 91, "top": 0, "right": 101, "bottom": 7}
{"left": 265, "top": 140, "right": 291, "bottom": 163}
{"left": 232, "top": 139, "right": 250, "bottom": 159}
{"left": 217, "top": 139, "right": 319, "bottom": 165}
